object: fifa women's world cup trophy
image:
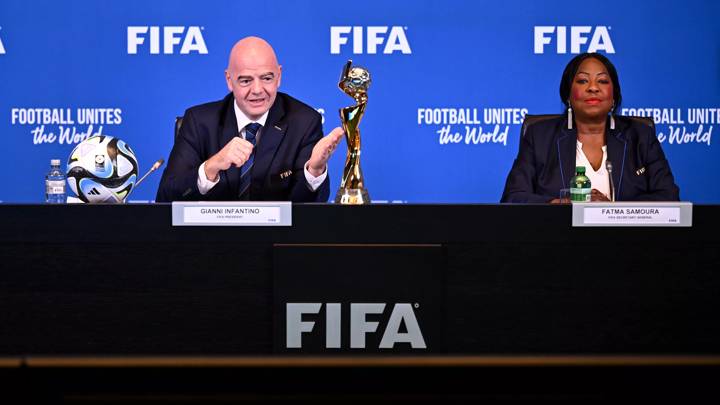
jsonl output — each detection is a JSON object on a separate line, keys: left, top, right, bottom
{"left": 335, "top": 60, "right": 371, "bottom": 204}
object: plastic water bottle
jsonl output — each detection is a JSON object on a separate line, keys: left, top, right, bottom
{"left": 570, "top": 166, "right": 591, "bottom": 202}
{"left": 45, "top": 159, "right": 66, "bottom": 204}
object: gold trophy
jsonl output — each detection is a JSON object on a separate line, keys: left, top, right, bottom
{"left": 335, "top": 60, "right": 371, "bottom": 204}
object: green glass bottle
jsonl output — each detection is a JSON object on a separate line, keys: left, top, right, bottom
{"left": 570, "top": 166, "right": 591, "bottom": 202}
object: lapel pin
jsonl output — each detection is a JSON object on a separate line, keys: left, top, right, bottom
{"left": 280, "top": 170, "right": 292, "bottom": 179}
{"left": 636, "top": 167, "right": 646, "bottom": 176}
{"left": 274, "top": 125, "right": 282, "bottom": 131}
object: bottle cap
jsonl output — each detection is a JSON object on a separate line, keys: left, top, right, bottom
{"left": 51, "top": 159, "right": 61, "bottom": 166}
{"left": 576, "top": 166, "right": 586, "bottom": 174}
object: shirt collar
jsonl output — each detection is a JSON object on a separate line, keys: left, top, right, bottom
{"left": 576, "top": 140, "right": 607, "bottom": 152}
{"left": 233, "top": 100, "right": 269, "bottom": 134}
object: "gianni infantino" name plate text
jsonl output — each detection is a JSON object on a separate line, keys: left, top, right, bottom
{"left": 172, "top": 201, "right": 292, "bottom": 226}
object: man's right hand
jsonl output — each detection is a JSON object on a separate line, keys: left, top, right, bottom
{"left": 203, "top": 137, "right": 254, "bottom": 182}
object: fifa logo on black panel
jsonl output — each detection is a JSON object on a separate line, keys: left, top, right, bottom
{"left": 127, "top": 26, "right": 208, "bottom": 55}
{"left": 286, "top": 303, "right": 427, "bottom": 349}
{"left": 534, "top": 26, "right": 615, "bottom": 54}
{"left": 330, "top": 26, "right": 412, "bottom": 54}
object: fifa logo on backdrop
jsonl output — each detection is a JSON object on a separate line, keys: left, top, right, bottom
{"left": 127, "top": 26, "right": 208, "bottom": 54}
{"left": 330, "top": 26, "right": 411, "bottom": 54}
{"left": 534, "top": 26, "right": 615, "bottom": 54}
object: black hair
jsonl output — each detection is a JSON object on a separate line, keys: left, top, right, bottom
{"left": 559, "top": 52, "right": 622, "bottom": 110}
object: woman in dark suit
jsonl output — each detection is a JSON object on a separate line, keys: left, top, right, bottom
{"left": 501, "top": 53, "right": 679, "bottom": 203}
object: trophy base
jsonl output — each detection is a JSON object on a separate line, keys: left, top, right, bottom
{"left": 334, "top": 188, "right": 371, "bottom": 205}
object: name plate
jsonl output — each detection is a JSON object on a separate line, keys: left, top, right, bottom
{"left": 172, "top": 201, "right": 292, "bottom": 226}
{"left": 572, "top": 202, "right": 692, "bottom": 227}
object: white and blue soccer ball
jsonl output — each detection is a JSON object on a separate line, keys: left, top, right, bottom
{"left": 66, "top": 135, "right": 138, "bottom": 203}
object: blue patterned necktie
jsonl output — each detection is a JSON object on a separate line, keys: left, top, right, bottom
{"left": 238, "top": 122, "right": 261, "bottom": 200}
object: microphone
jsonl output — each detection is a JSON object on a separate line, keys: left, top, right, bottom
{"left": 606, "top": 160, "right": 615, "bottom": 202}
{"left": 135, "top": 158, "right": 165, "bottom": 188}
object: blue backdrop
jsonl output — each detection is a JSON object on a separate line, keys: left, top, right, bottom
{"left": 1, "top": 0, "right": 718, "bottom": 203}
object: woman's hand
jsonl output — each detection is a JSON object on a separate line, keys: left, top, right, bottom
{"left": 591, "top": 189, "right": 611, "bottom": 202}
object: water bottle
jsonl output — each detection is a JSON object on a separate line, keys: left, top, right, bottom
{"left": 45, "top": 159, "right": 66, "bottom": 204}
{"left": 570, "top": 166, "right": 591, "bottom": 202}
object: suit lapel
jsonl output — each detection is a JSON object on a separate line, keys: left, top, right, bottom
{"left": 219, "top": 96, "right": 240, "bottom": 194}
{"left": 254, "top": 96, "right": 287, "bottom": 185}
{"left": 557, "top": 126, "right": 577, "bottom": 189}
{"left": 607, "top": 121, "right": 628, "bottom": 200}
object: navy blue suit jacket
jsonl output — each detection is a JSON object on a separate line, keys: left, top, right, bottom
{"left": 501, "top": 115, "right": 680, "bottom": 203}
{"left": 156, "top": 92, "right": 329, "bottom": 202}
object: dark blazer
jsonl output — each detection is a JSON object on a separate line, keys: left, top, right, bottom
{"left": 501, "top": 115, "right": 680, "bottom": 203}
{"left": 156, "top": 92, "right": 329, "bottom": 202}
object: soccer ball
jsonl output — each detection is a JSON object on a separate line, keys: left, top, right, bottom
{"left": 66, "top": 135, "right": 139, "bottom": 203}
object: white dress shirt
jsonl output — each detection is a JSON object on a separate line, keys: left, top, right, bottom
{"left": 197, "top": 100, "right": 327, "bottom": 195}
{"left": 575, "top": 140, "right": 610, "bottom": 199}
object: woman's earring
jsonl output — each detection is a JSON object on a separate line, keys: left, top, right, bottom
{"left": 567, "top": 102, "right": 573, "bottom": 130}
{"left": 609, "top": 103, "right": 615, "bottom": 130}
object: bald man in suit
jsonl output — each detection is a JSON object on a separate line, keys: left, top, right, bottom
{"left": 157, "top": 36, "right": 343, "bottom": 202}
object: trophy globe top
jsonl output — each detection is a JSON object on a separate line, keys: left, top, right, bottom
{"left": 339, "top": 61, "right": 371, "bottom": 104}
